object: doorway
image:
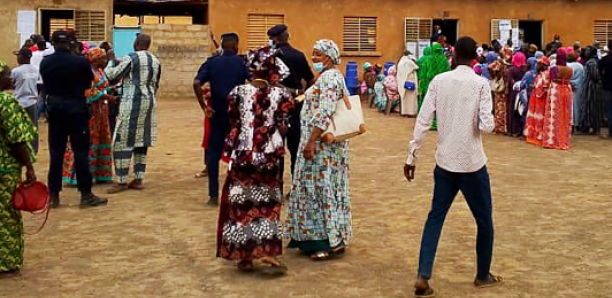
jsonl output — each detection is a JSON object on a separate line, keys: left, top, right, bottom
{"left": 39, "top": 9, "right": 75, "bottom": 42}
{"left": 433, "top": 19, "right": 458, "bottom": 45}
{"left": 519, "top": 21, "right": 543, "bottom": 50}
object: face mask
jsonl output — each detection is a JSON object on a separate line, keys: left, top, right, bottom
{"left": 313, "top": 62, "right": 324, "bottom": 72}
{"left": 269, "top": 40, "right": 275, "bottom": 48}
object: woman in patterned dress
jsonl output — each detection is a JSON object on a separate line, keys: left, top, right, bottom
{"left": 525, "top": 57, "right": 551, "bottom": 145}
{"left": 63, "top": 48, "right": 113, "bottom": 185}
{"left": 216, "top": 46, "right": 293, "bottom": 273}
{"left": 0, "top": 60, "right": 37, "bottom": 277}
{"left": 489, "top": 59, "right": 507, "bottom": 134}
{"left": 286, "top": 39, "right": 352, "bottom": 261}
{"left": 543, "top": 48, "right": 574, "bottom": 150}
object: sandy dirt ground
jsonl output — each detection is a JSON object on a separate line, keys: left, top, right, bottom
{"left": 1, "top": 99, "right": 611, "bottom": 298}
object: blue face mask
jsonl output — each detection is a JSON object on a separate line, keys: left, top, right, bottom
{"left": 313, "top": 62, "right": 324, "bottom": 72}
{"left": 269, "top": 40, "right": 275, "bottom": 48}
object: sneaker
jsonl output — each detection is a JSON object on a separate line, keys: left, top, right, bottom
{"left": 80, "top": 194, "right": 108, "bottom": 209}
{"left": 50, "top": 193, "right": 60, "bottom": 209}
{"left": 207, "top": 196, "right": 219, "bottom": 206}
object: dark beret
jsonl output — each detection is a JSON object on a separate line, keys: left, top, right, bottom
{"left": 267, "top": 24, "right": 287, "bottom": 37}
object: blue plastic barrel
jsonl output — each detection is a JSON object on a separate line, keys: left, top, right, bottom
{"left": 345, "top": 61, "right": 360, "bottom": 95}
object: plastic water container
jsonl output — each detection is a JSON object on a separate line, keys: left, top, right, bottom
{"left": 345, "top": 61, "right": 359, "bottom": 95}
{"left": 383, "top": 62, "right": 395, "bottom": 76}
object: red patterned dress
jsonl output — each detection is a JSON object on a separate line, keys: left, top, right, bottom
{"left": 63, "top": 68, "right": 113, "bottom": 185}
{"left": 543, "top": 69, "right": 573, "bottom": 150}
{"left": 216, "top": 84, "right": 293, "bottom": 261}
{"left": 524, "top": 71, "right": 550, "bottom": 146}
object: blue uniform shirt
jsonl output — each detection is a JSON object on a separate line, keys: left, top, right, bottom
{"left": 195, "top": 52, "right": 249, "bottom": 120}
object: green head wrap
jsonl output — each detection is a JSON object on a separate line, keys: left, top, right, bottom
{"left": 423, "top": 47, "right": 431, "bottom": 56}
{"left": 0, "top": 60, "right": 7, "bottom": 74}
{"left": 432, "top": 43, "right": 444, "bottom": 55}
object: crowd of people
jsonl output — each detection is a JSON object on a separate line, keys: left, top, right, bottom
{"left": 362, "top": 34, "right": 612, "bottom": 149}
{"left": 1, "top": 22, "right": 610, "bottom": 297}
{"left": 0, "top": 30, "right": 161, "bottom": 277}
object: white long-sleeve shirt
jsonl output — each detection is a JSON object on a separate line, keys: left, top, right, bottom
{"left": 406, "top": 65, "right": 494, "bottom": 173}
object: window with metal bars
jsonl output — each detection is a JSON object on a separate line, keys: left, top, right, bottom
{"left": 343, "top": 17, "right": 377, "bottom": 53}
{"left": 247, "top": 14, "right": 284, "bottom": 50}
{"left": 75, "top": 10, "right": 106, "bottom": 43}
{"left": 594, "top": 20, "right": 612, "bottom": 47}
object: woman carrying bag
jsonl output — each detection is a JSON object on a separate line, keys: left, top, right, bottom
{"left": 286, "top": 40, "right": 353, "bottom": 261}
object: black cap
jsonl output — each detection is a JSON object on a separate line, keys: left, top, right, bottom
{"left": 14, "top": 48, "right": 32, "bottom": 58}
{"left": 267, "top": 24, "right": 287, "bottom": 37}
{"left": 52, "top": 30, "right": 70, "bottom": 43}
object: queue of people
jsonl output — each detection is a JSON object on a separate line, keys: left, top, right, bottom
{"left": 473, "top": 36, "right": 612, "bottom": 150}
{"left": 0, "top": 30, "right": 162, "bottom": 277}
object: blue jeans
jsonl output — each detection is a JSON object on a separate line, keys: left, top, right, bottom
{"left": 418, "top": 165, "right": 494, "bottom": 281}
{"left": 604, "top": 90, "right": 612, "bottom": 136}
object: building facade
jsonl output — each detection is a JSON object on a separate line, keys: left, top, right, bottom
{"left": 0, "top": 0, "right": 114, "bottom": 61}
{"left": 209, "top": 0, "right": 612, "bottom": 70}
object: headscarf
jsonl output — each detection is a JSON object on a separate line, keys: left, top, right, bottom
{"left": 376, "top": 74, "right": 385, "bottom": 82}
{"left": 556, "top": 48, "right": 567, "bottom": 66}
{"left": 245, "top": 46, "right": 290, "bottom": 84}
{"left": 512, "top": 52, "right": 527, "bottom": 68}
{"left": 314, "top": 39, "right": 341, "bottom": 65}
{"left": 363, "top": 62, "right": 372, "bottom": 71}
{"left": 566, "top": 47, "right": 574, "bottom": 55}
{"left": 527, "top": 57, "right": 538, "bottom": 71}
{"left": 538, "top": 56, "right": 550, "bottom": 66}
{"left": 81, "top": 41, "right": 91, "bottom": 55}
{"left": 476, "top": 47, "right": 484, "bottom": 57}
{"left": 417, "top": 47, "right": 431, "bottom": 67}
{"left": 432, "top": 43, "right": 444, "bottom": 55}
{"left": 535, "top": 51, "right": 544, "bottom": 60}
{"left": 383, "top": 65, "right": 399, "bottom": 99}
{"left": 486, "top": 52, "right": 498, "bottom": 64}
{"left": 85, "top": 48, "right": 106, "bottom": 63}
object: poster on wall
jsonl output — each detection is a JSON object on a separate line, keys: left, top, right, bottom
{"left": 17, "top": 10, "right": 36, "bottom": 34}
{"left": 406, "top": 41, "right": 417, "bottom": 56}
{"left": 511, "top": 28, "right": 520, "bottom": 48}
{"left": 499, "top": 19, "right": 512, "bottom": 45}
{"left": 418, "top": 40, "right": 430, "bottom": 58}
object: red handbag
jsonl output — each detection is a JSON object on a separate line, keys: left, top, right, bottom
{"left": 12, "top": 181, "right": 50, "bottom": 234}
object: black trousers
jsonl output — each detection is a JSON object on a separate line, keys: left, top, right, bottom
{"left": 278, "top": 113, "right": 301, "bottom": 189}
{"left": 207, "top": 118, "right": 229, "bottom": 198}
{"left": 46, "top": 97, "right": 92, "bottom": 196}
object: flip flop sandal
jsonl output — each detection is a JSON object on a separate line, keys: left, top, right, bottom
{"left": 414, "top": 287, "right": 435, "bottom": 298}
{"left": 474, "top": 274, "right": 504, "bottom": 288}
{"left": 260, "top": 257, "right": 288, "bottom": 275}
{"left": 237, "top": 260, "right": 254, "bottom": 273}
{"left": 194, "top": 171, "right": 208, "bottom": 178}
{"left": 310, "top": 251, "right": 329, "bottom": 261}
{"left": 330, "top": 246, "right": 346, "bottom": 257}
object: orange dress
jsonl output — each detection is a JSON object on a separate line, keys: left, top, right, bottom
{"left": 524, "top": 71, "right": 550, "bottom": 146}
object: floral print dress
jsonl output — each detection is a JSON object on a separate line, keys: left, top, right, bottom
{"left": 286, "top": 69, "right": 352, "bottom": 254}
{"left": 0, "top": 93, "right": 36, "bottom": 273}
{"left": 216, "top": 84, "right": 293, "bottom": 261}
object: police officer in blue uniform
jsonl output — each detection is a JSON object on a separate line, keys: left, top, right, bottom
{"left": 40, "top": 31, "right": 107, "bottom": 209}
{"left": 193, "top": 33, "right": 249, "bottom": 206}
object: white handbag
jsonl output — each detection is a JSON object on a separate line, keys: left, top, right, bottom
{"left": 322, "top": 94, "right": 366, "bottom": 143}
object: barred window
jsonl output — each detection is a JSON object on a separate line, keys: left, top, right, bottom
{"left": 343, "top": 17, "right": 377, "bottom": 52}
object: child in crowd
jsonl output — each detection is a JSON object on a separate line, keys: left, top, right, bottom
{"left": 382, "top": 65, "right": 400, "bottom": 114}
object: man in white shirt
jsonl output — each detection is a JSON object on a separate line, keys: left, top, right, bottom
{"left": 404, "top": 36, "right": 501, "bottom": 297}
{"left": 11, "top": 48, "right": 40, "bottom": 153}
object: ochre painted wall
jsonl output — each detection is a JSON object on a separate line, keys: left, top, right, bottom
{"left": 209, "top": 0, "right": 612, "bottom": 71}
{"left": 0, "top": 0, "right": 114, "bottom": 67}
